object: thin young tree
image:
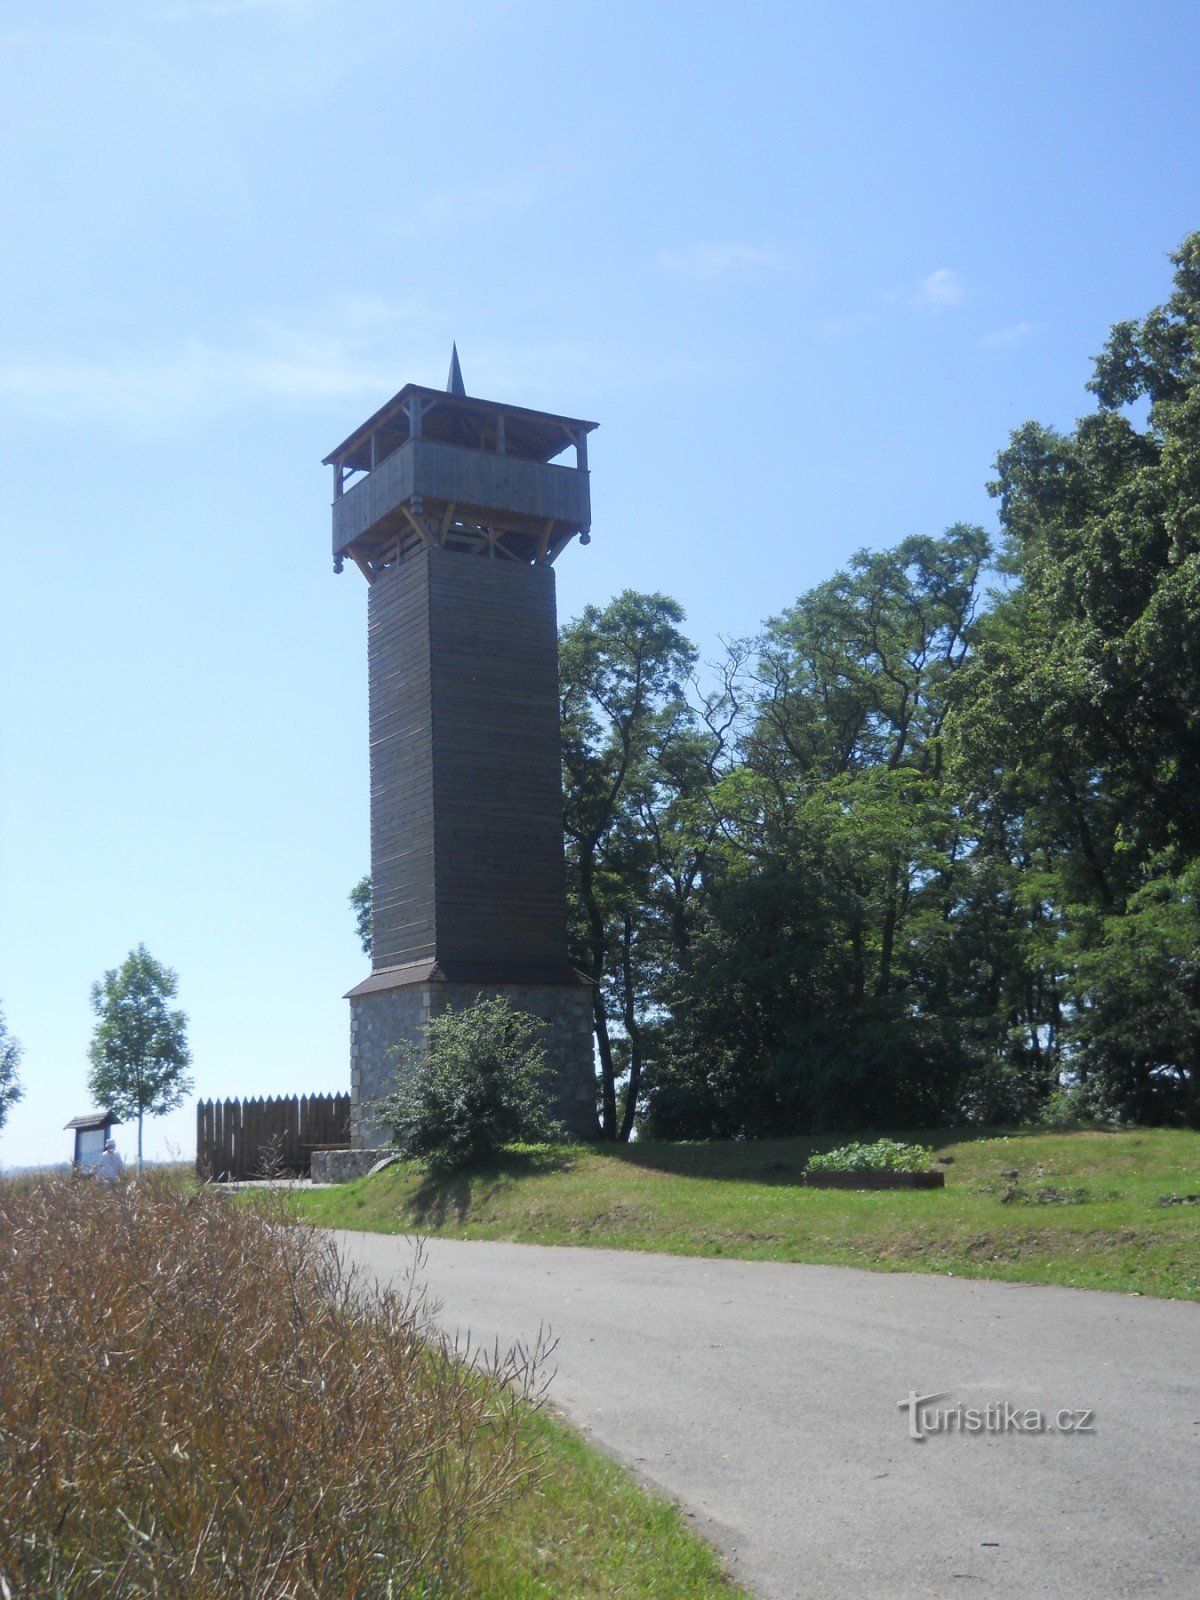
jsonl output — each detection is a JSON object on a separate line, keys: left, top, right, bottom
{"left": 0, "top": 1002, "right": 23, "bottom": 1133}
{"left": 87, "top": 945, "right": 192, "bottom": 1170}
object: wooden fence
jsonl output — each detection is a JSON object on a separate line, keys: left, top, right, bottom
{"left": 195, "top": 1093, "right": 351, "bottom": 1182}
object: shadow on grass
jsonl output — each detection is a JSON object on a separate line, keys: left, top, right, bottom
{"left": 602, "top": 1125, "right": 1037, "bottom": 1186}
{"left": 406, "top": 1146, "right": 580, "bottom": 1228}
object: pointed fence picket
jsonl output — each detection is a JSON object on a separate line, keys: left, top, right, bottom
{"left": 195, "top": 1093, "right": 351, "bottom": 1181}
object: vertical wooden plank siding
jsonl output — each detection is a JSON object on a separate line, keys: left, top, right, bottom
{"left": 366, "top": 544, "right": 571, "bottom": 975}
{"left": 194, "top": 1094, "right": 351, "bottom": 1181}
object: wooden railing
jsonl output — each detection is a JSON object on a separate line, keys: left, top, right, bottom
{"left": 333, "top": 437, "right": 590, "bottom": 558}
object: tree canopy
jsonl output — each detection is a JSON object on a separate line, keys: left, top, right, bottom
{"left": 349, "top": 875, "right": 372, "bottom": 959}
{"left": 0, "top": 1004, "right": 23, "bottom": 1134}
{"left": 87, "top": 945, "right": 193, "bottom": 1168}
{"left": 572, "top": 232, "right": 1200, "bottom": 1138}
{"left": 559, "top": 590, "right": 742, "bottom": 1138}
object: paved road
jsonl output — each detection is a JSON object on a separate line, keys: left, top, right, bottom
{"left": 334, "top": 1233, "right": 1199, "bottom": 1599}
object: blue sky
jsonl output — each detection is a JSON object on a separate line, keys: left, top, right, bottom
{"left": 2, "top": 0, "right": 1197, "bottom": 1167}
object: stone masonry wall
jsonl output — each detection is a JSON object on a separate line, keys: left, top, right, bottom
{"left": 349, "top": 978, "right": 597, "bottom": 1149}
{"left": 310, "top": 1148, "right": 392, "bottom": 1184}
{"left": 349, "top": 983, "right": 432, "bottom": 1147}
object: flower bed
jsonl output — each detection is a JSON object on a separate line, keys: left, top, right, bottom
{"left": 804, "top": 1138, "right": 945, "bottom": 1189}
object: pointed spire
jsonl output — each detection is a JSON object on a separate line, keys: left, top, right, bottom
{"left": 446, "top": 343, "right": 466, "bottom": 396}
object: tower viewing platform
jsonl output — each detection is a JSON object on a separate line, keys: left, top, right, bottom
{"left": 324, "top": 375, "right": 597, "bottom": 580}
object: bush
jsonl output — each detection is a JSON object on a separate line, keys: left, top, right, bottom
{"left": 374, "top": 994, "right": 564, "bottom": 1172}
{"left": 956, "top": 1059, "right": 1046, "bottom": 1125}
{"left": 0, "top": 1173, "right": 540, "bottom": 1598}
{"left": 807, "top": 1138, "right": 933, "bottom": 1173}
{"left": 1038, "top": 1079, "right": 1121, "bottom": 1129}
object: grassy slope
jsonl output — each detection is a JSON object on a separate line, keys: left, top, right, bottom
{"left": 459, "top": 1405, "right": 743, "bottom": 1599}
{"left": 294, "top": 1127, "right": 1200, "bottom": 1300}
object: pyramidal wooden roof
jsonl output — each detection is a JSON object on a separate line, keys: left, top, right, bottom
{"left": 323, "top": 382, "right": 597, "bottom": 475}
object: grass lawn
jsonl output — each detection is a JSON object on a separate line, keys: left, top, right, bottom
{"left": 292, "top": 1126, "right": 1200, "bottom": 1301}
{"left": 457, "top": 1404, "right": 744, "bottom": 1599}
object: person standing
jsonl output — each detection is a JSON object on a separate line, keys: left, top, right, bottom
{"left": 93, "top": 1139, "right": 125, "bottom": 1183}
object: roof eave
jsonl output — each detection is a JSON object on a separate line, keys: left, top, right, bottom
{"left": 322, "top": 384, "right": 598, "bottom": 466}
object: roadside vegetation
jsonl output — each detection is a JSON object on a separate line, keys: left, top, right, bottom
{"left": 0, "top": 1172, "right": 742, "bottom": 1599}
{"left": 294, "top": 1126, "right": 1200, "bottom": 1302}
{"left": 457, "top": 1404, "right": 741, "bottom": 1599}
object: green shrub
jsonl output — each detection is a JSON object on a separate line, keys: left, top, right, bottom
{"left": 1038, "top": 1080, "right": 1121, "bottom": 1129}
{"left": 0, "top": 1173, "right": 539, "bottom": 1598}
{"left": 374, "top": 994, "right": 564, "bottom": 1172}
{"left": 955, "top": 1058, "right": 1046, "bottom": 1125}
{"left": 807, "top": 1137, "right": 933, "bottom": 1173}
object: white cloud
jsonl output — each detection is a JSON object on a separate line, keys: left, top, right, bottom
{"left": 0, "top": 305, "right": 426, "bottom": 433}
{"left": 815, "top": 310, "right": 878, "bottom": 340}
{"left": 0, "top": 304, "right": 714, "bottom": 436}
{"left": 909, "top": 267, "right": 965, "bottom": 312}
{"left": 370, "top": 181, "right": 539, "bottom": 242}
{"left": 823, "top": 266, "right": 966, "bottom": 335}
{"left": 416, "top": 182, "right": 537, "bottom": 230}
{"left": 468, "top": 338, "right": 717, "bottom": 406}
{"left": 0, "top": 340, "right": 383, "bottom": 429}
{"left": 656, "top": 242, "right": 805, "bottom": 282}
{"left": 162, "top": 0, "right": 319, "bottom": 18}
{"left": 977, "top": 321, "right": 1040, "bottom": 350}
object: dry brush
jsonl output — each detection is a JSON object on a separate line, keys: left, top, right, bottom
{"left": 0, "top": 1174, "right": 541, "bottom": 1598}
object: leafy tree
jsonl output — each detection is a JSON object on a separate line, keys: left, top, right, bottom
{"left": 648, "top": 528, "right": 992, "bottom": 1136}
{"left": 560, "top": 592, "right": 739, "bottom": 1139}
{"left": 951, "top": 232, "right": 1200, "bottom": 1124}
{"left": 0, "top": 1003, "right": 23, "bottom": 1133}
{"left": 350, "top": 874, "right": 372, "bottom": 958}
{"left": 87, "top": 945, "right": 192, "bottom": 1169}
{"left": 560, "top": 592, "right": 693, "bottom": 1139}
{"left": 1067, "top": 853, "right": 1200, "bottom": 1124}
{"left": 373, "top": 995, "right": 562, "bottom": 1171}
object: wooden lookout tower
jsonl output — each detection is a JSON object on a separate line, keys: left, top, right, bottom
{"left": 326, "top": 351, "right": 599, "bottom": 1144}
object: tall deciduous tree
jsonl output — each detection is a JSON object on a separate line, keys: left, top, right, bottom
{"left": 0, "top": 1003, "right": 23, "bottom": 1133}
{"left": 88, "top": 946, "right": 192, "bottom": 1169}
{"left": 648, "top": 527, "right": 992, "bottom": 1137}
{"left": 952, "top": 232, "right": 1200, "bottom": 1124}
{"left": 560, "top": 591, "right": 734, "bottom": 1139}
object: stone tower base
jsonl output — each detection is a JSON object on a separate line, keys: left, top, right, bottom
{"left": 347, "top": 964, "right": 597, "bottom": 1147}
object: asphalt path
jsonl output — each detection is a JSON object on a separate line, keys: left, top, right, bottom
{"left": 333, "top": 1233, "right": 1200, "bottom": 1599}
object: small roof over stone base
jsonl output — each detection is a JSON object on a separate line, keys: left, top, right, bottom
{"left": 345, "top": 958, "right": 589, "bottom": 999}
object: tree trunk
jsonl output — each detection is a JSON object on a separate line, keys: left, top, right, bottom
{"left": 618, "top": 913, "right": 643, "bottom": 1143}
{"left": 592, "top": 986, "right": 618, "bottom": 1139}
{"left": 875, "top": 863, "right": 900, "bottom": 1000}
{"left": 578, "top": 850, "right": 618, "bottom": 1138}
